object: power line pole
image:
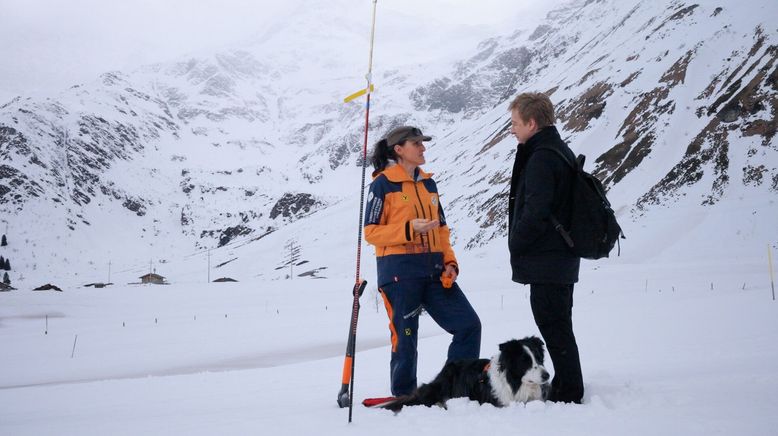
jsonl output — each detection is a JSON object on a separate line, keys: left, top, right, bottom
{"left": 769, "top": 244, "right": 775, "bottom": 301}
{"left": 285, "top": 239, "right": 300, "bottom": 280}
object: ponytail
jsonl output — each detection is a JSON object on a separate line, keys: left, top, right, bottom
{"left": 369, "top": 138, "right": 396, "bottom": 173}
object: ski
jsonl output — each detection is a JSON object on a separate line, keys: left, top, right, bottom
{"left": 362, "top": 396, "right": 399, "bottom": 408}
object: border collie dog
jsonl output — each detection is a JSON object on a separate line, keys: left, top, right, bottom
{"left": 380, "top": 337, "right": 550, "bottom": 411}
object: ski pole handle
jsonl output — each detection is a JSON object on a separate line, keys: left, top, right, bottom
{"left": 354, "top": 280, "right": 367, "bottom": 297}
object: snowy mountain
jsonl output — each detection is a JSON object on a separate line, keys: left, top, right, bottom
{"left": 0, "top": 0, "right": 776, "bottom": 287}
{"left": 422, "top": 0, "right": 778, "bottom": 253}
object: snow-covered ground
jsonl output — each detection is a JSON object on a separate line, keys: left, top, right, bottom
{"left": 2, "top": 251, "right": 776, "bottom": 435}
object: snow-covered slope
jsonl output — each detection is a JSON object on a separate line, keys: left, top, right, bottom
{"left": 0, "top": 0, "right": 776, "bottom": 288}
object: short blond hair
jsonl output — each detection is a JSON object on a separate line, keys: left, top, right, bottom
{"left": 508, "top": 92, "right": 555, "bottom": 127}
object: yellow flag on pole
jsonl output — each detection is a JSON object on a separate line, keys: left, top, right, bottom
{"left": 343, "top": 84, "right": 375, "bottom": 103}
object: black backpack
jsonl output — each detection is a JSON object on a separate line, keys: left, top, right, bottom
{"left": 540, "top": 148, "right": 624, "bottom": 259}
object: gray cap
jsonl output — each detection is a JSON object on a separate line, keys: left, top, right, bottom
{"left": 385, "top": 126, "right": 432, "bottom": 147}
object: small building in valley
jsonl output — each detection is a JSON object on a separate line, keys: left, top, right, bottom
{"left": 139, "top": 273, "right": 166, "bottom": 285}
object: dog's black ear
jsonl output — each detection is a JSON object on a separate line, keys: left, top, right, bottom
{"left": 499, "top": 339, "right": 518, "bottom": 352}
{"left": 528, "top": 336, "right": 545, "bottom": 349}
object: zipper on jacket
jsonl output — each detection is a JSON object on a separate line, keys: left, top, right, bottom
{"left": 412, "top": 182, "right": 427, "bottom": 245}
{"left": 413, "top": 183, "right": 427, "bottom": 219}
{"left": 412, "top": 198, "right": 429, "bottom": 250}
{"left": 428, "top": 204, "right": 437, "bottom": 248}
{"left": 412, "top": 182, "right": 434, "bottom": 255}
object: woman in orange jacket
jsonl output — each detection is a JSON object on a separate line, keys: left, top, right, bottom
{"left": 364, "top": 125, "right": 481, "bottom": 396}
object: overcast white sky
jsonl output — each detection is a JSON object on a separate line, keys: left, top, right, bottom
{"left": 0, "top": 0, "right": 565, "bottom": 103}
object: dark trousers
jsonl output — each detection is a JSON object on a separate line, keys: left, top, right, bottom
{"left": 380, "top": 278, "right": 481, "bottom": 396}
{"left": 530, "top": 283, "right": 584, "bottom": 403}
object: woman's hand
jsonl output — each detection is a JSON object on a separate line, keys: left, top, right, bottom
{"left": 443, "top": 264, "right": 458, "bottom": 282}
{"left": 411, "top": 218, "right": 440, "bottom": 233}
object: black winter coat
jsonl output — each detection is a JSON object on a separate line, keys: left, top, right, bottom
{"left": 508, "top": 126, "right": 580, "bottom": 284}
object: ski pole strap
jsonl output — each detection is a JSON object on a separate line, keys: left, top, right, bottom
{"left": 550, "top": 215, "right": 574, "bottom": 248}
{"left": 353, "top": 280, "right": 367, "bottom": 297}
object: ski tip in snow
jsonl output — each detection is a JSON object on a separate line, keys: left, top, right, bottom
{"left": 362, "top": 397, "right": 398, "bottom": 408}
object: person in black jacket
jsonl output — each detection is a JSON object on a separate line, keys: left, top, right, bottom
{"left": 507, "top": 92, "right": 584, "bottom": 404}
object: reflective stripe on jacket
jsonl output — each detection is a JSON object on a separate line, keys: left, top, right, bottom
{"left": 364, "top": 164, "right": 458, "bottom": 286}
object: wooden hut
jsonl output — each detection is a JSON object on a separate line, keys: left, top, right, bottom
{"left": 139, "top": 273, "right": 166, "bottom": 284}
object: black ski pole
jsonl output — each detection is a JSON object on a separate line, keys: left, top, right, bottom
{"left": 336, "top": 0, "right": 378, "bottom": 423}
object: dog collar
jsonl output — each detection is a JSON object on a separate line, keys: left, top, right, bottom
{"left": 479, "top": 362, "right": 492, "bottom": 384}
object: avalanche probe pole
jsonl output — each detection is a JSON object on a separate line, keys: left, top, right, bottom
{"left": 337, "top": 0, "right": 378, "bottom": 423}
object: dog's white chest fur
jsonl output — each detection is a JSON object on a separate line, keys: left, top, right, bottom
{"left": 487, "top": 345, "right": 548, "bottom": 406}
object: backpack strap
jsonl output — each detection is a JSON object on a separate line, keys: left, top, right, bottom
{"left": 549, "top": 215, "right": 574, "bottom": 248}
{"left": 535, "top": 146, "right": 578, "bottom": 171}
{"left": 534, "top": 146, "right": 578, "bottom": 249}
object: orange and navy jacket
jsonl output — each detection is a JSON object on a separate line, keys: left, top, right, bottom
{"left": 364, "top": 164, "right": 458, "bottom": 287}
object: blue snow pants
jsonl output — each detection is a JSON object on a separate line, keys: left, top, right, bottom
{"left": 379, "top": 278, "right": 481, "bottom": 396}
